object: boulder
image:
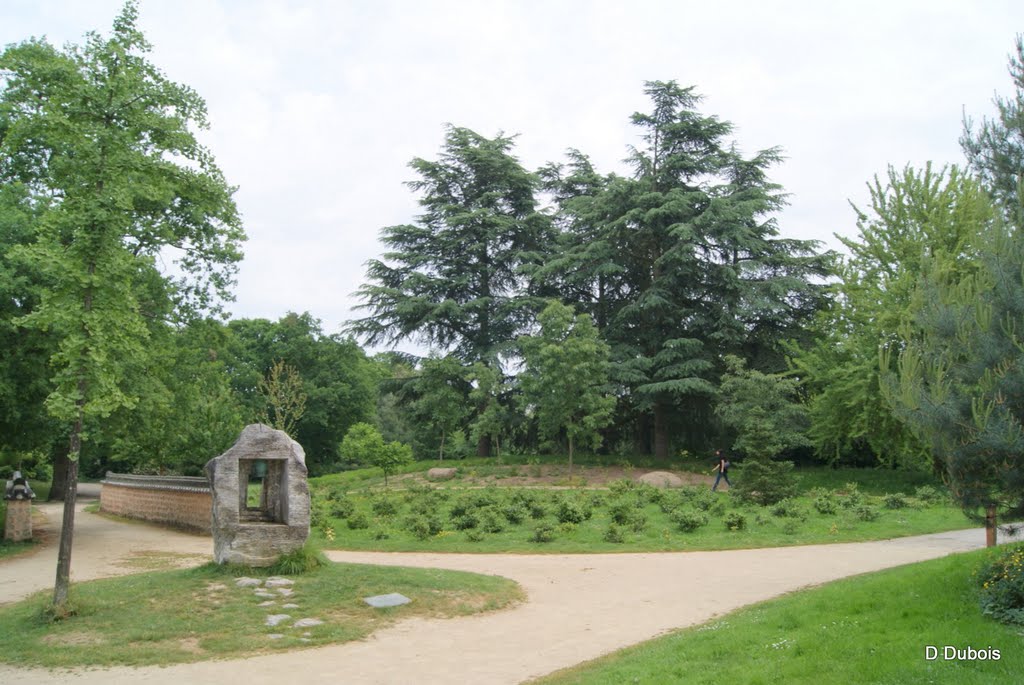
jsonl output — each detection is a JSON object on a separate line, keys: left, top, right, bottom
{"left": 636, "top": 471, "right": 684, "bottom": 488}
{"left": 427, "top": 467, "right": 458, "bottom": 481}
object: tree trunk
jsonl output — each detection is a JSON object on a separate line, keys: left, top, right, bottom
{"left": 986, "top": 505, "right": 997, "bottom": 547}
{"left": 53, "top": 405, "right": 83, "bottom": 610}
{"left": 568, "top": 435, "right": 574, "bottom": 475}
{"left": 476, "top": 433, "right": 491, "bottom": 457}
{"left": 48, "top": 441, "right": 70, "bottom": 502}
{"left": 653, "top": 402, "right": 669, "bottom": 461}
{"left": 439, "top": 431, "right": 446, "bottom": 461}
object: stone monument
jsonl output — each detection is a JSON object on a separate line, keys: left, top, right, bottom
{"left": 4, "top": 470, "right": 36, "bottom": 542}
{"left": 205, "top": 424, "right": 310, "bottom": 566}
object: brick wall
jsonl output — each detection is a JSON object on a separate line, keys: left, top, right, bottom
{"left": 100, "top": 473, "right": 212, "bottom": 534}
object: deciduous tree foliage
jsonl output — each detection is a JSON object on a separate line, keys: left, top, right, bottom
{"left": 791, "top": 165, "right": 993, "bottom": 467}
{"left": 413, "top": 354, "right": 469, "bottom": 461}
{"left": 0, "top": 2, "right": 244, "bottom": 609}
{"left": 227, "top": 312, "right": 378, "bottom": 474}
{"left": 519, "top": 301, "right": 614, "bottom": 472}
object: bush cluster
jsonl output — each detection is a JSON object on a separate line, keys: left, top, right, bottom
{"left": 977, "top": 545, "right": 1024, "bottom": 625}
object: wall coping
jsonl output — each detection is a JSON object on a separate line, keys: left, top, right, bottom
{"left": 102, "top": 472, "right": 211, "bottom": 494}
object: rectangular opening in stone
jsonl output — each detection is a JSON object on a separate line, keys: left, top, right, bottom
{"left": 239, "top": 458, "right": 284, "bottom": 523}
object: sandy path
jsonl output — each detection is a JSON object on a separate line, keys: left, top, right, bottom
{"left": 0, "top": 499, "right": 1019, "bottom": 684}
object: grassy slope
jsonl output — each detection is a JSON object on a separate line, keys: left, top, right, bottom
{"left": 311, "top": 461, "right": 975, "bottom": 554}
{"left": 536, "top": 544, "right": 1024, "bottom": 685}
{"left": 0, "top": 560, "right": 523, "bottom": 668}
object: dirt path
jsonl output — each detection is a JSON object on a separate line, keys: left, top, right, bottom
{"left": 0, "top": 500, "right": 1019, "bottom": 684}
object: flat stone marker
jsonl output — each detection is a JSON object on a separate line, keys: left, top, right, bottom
{"left": 363, "top": 593, "right": 411, "bottom": 608}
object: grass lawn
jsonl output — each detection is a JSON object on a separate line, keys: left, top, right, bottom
{"left": 309, "top": 460, "right": 977, "bottom": 554}
{"left": 535, "top": 544, "right": 1024, "bottom": 685}
{"left": 0, "top": 559, "right": 523, "bottom": 668}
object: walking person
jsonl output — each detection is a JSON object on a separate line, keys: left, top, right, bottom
{"left": 711, "top": 449, "right": 731, "bottom": 491}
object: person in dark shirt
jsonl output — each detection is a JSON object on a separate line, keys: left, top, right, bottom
{"left": 711, "top": 449, "right": 731, "bottom": 491}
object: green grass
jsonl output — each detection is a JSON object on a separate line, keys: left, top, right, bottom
{"left": 536, "top": 544, "right": 1024, "bottom": 685}
{"left": 0, "top": 559, "right": 523, "bottom": 668}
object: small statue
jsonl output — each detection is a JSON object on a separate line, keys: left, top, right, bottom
{"left": 4, "top": 470, "right": 35, "bottom": 500}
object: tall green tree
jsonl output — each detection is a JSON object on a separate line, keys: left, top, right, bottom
{"left": 791, "top": 165, "right": 994, "bottom": 467}
{"left": 348, "top": 125, "right": 553, "bottom": 453}
{"left": 961, "top": 35, "right": 1024, "bottom": 223}
{"left": 890, "top": 38, "right": 1024, "bottom": 543}
{"left": 519, "top": 301, "right": 614, "bottom": 472}
{"left": 0, "top": 2, "right": 244, "bottom": 609}
{"left": 715, "top": 355, "right": 810, "bottom": 460}
{"left": 577, "top": 81, "right": 830, "bottom": 459}
{"left": 888, "top": 223, "right": 1023, "bottom": 543}
{"left": 227, "top": 312, "right": 377, "bottom": 474}
{"left": 413, "top": 354, "right": 470, "bottom": 461}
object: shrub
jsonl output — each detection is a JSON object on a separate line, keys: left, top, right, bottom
{"left": 558, "top": 521, "right": 578, "bottom": 535}
{"left": 813, "top": 493, "right": 838, "bottom": 515}
{"left": 723, "top": 512, "right": 746, "bottom": 531}
{"left": 371, "top": 528, "right": 391, "bottom": 540}
{"left": 404, "top": 513, "right": 443, "bottom": 540}
{"left": 977, "top": 545, "right": 1024, "bottom": 625}
{"left": 915, "top": 485, "right": 945, "bottom": 505}
{"left": 782, "top": 520, "right": 800, "bottom": 535}
{"left": 603, "top": 523, "right": 627, "bottom": 543}
{"left": 855, "top": 505, "right": 880, "bottom": 522}
{"left": 729, "top": 459, "right": 798, "bottom": 506}
{"left": 347, "top": 511, "right": 370, "bottom": 529}
{"left": 838, "top": 483, "right": 865, "bottom": 509}
{"left": 465, "top": 528, "right": 486, "bottom": 543}
{"left": 555, "top": 497, "right": 592, "bottom": 524}
{"left": 608, "top": 479, "right": 637, "bottom": 499}
{"left": 884, "top": 493, "right": 909, "bottom": 510}
{"left": 672, "top": 508, "right": 708, "bottom": 533}
{"left": 771, "top": 498, "right": 807, "bottom": 520}
{"left": 479, "top": 509, "right": 506, "bottom": 534}
{"left": 371, "top": 496, "right": 400, "bottom": 518}
{"left": 531, "top": 522, "right": 557, "bottom": 543}
{"left": 501, "top": 502, "right": 528, "bottom": 525}
{"left": 452, "top": 511, "right": 480, "bottom": 530}
{"left": 528, "top": 501, "right": 549, "bottom": 520}
{"left": 329, "top": 497, "right": 356, "bottom": 519}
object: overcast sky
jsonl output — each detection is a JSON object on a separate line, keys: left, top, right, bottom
{"left": 3, "top": 0, "right": 1022, "bottom": 354}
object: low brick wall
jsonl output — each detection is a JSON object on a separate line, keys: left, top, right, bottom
{"left": 100, "top": 473, "right": 212, "bottom": 534}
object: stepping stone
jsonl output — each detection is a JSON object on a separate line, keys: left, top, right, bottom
{"left": 257, "top": 601, "right": 276, "bottom": 607}
{"left": 277, "top": 588, "right": 294, "bottom": 597}
{"left": 282, "top": 603, "right": 299, "bottom": 609}
{"left": 293, "top": 618, "right": 323, "bottom": 628}
{"left": 255, "top": 590, "right": 277, "bottom": 598}
{"left": 236, "top": 577, "right": 262, "bottom": 587}
{"left": 267, "top": 634, "right": 285, "bottom": 640}
{"left": 266, "top": 577, "right": 294, "bottom": 588}
{"left": 363, "top": 593, "right": 411, "bottom": 608}
{"left": 265, "top": 614, "right": 291, "bottom": 627}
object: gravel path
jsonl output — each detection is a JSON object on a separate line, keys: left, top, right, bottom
{"left": 0, "top": 498, "right": 1019, "bottom": 684}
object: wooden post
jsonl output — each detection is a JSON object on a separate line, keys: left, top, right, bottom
{"left": 986, "top": 505, "right": 997, "bottom": 548}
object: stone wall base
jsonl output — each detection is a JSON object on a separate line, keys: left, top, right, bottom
{"left": 100, "top": 483, "right": 212, "bottom": 534}
{"left": 3, "top": 499, "right": 32, "bottom": 542}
